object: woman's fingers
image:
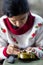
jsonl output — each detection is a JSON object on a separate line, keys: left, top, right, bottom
{"left": 6, "top": 44, "right": 14, "bottom": 54}
{"left": 6, "top": 44, "right": 20, "bottom": 55}
{"left": 26, "top": 47, "right": 32, "bottom": 51}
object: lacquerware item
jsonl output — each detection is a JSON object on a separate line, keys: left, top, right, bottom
{"left": 18, "top": 50, "right": 38, "bottom": 60}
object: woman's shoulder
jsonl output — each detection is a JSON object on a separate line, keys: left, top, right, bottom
{"left": 0, "top": 15, "right": 7, "bottom": 20}
{"left": 31, "top": 12, "right": 43, "bottom": 25}
{"left": 31, "top": 12, "right": 43, "bottom": 22}
{"left": 0, "top": 15, "right": 7, "bottom": 24}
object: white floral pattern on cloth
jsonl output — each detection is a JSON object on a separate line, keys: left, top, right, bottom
{"left": 32, "top": 33, "right": 36, "bottom": 38}
{"left": 35, "top": 23, "right": 43, "bottom": 28}
{"left": 1, "top": 28, "right": 6, "bottom": 33}
{"left": 28, "top": 22, "right": 43, "bottom": 58}
{"left": 30, "top": 23, "right": 43, "bottom": 39}
{"left": 32, "top": 47, "right": 43, "bottom": 58}
{"left": 11, "top": 36, "right": 18, "bottom": 44}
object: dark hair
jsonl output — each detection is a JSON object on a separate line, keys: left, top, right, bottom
{"left": 3, "top": 0, "right": 30, "bottom": 17}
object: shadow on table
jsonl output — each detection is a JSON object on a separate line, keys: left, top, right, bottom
{"left": 18, "top": 58, "right": 39, "bottom": 63}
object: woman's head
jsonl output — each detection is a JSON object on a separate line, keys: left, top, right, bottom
{"left": 8, "top": 12, "right": 29, "bottom": 28}
{"left": 3, "top": 0, "right": 30, "bottom": 17}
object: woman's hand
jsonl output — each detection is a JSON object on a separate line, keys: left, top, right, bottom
{"left": 26, "top": 47, "right": 36, "bottom": 52}
{"left": 13, "top": 48, "right": 20, "bottom": 55}
{"left": 6, "top": 44, "right": 20, "bottom": 55}
{"left": 6, "top": 44, "right": 14, "bottom": 55}
{"left": 26, "top": 47, "right": 32, "bottom": 51}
